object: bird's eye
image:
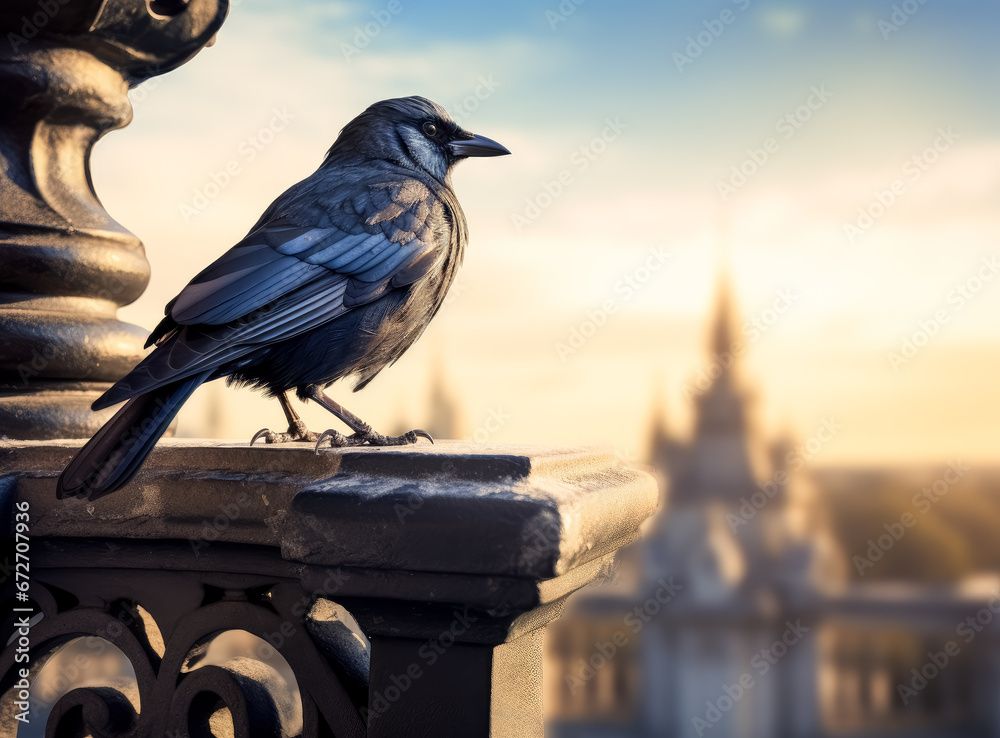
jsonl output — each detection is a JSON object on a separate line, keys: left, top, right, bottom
{"left": 422, "top": 121, "right": 438, "bottom": 138}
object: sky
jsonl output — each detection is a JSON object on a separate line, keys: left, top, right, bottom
{"left": 91, "top": 0, "right": 1000, "bottom": 466}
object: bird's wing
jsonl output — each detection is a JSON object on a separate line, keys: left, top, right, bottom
{"left": 95, "top": 175, "right": 450, "bottom": 409}
{"left": 168, "top": 176, "right": 445, "bottom": 325}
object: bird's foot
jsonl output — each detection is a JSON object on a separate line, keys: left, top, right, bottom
{"left": 314, "top": 426, "right": 434, "bottom": 452}
{"left": 250, "top": 419, "right": 320, "bottom": 445}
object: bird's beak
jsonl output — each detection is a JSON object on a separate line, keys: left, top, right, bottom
{"left": 448, "top": 133, "right": 511, "bottom": 158}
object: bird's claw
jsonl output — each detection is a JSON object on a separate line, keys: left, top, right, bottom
{"left": 251, "top": 421, "right": 319, "bottom": 446}
{"left": 250, "top": 428, "right": 272, "bottom": 446}
{"left": 314, "top": 428, "right": 349, "bottom": 453}
{"left": 412, "top": 429, "right": 435, "bottom": 444}
{"left": 314, "top": 427, "right": 435, "bottom": 452}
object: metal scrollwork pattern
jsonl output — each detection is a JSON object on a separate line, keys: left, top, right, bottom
{"left": 1, "top": 571, "right": 367, "bottom": 738}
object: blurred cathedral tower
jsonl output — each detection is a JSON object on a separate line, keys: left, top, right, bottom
{"left": 550, "top": 272, "right": 846, "bottom": 737}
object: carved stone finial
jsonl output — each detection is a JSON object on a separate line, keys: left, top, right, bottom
{"left": 0, "top": 0, "right": 228, "bottom": 439}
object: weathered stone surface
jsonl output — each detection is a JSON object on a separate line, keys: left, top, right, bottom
{"left": 1, "top": 438, "right": 659, "bottom": 738}
{"left": 1, "top": 439, "right": 658, "bottom": 579}
{"left": 285, "top": 444, "right": 655, "bottom": 579}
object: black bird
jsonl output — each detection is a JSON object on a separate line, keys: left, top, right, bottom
{"left": 57, "top": 96, "right": 509, "bottom": 501}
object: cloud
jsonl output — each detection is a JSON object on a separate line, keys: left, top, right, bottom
{"left": 757, "top": 5, "right": 806, "bottom": 36}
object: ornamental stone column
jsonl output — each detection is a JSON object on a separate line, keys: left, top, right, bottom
{"left": 0, "top": 0, "right": 228, "bottom": 439}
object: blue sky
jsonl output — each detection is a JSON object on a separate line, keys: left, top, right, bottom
{"left": 94, "top": 0, "right": 1000, "bottom": 464}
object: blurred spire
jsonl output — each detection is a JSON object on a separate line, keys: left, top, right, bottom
{"left": 647, "top": 372, "right": 671, "bottom": 456}
{"left": 709, "top": 213, "right": 740, "bottom": 365}
{"left": 709, "top": 268, "right": 742, "bottom": 376}
{"left": 426, "top": 350, "right": 464, "bottom": 440}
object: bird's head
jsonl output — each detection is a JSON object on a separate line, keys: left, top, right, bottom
{"left": 328, "top": 96, "right": 510, "bottom": 182}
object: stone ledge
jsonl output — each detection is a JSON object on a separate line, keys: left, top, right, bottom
{"left": 1, "top": 438, "right": 659, "bottom": 580}
{"left": 28, "top": 538, "right": 616, "bottom": 621}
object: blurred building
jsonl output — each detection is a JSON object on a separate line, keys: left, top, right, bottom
{"left": 546, "top": 280, "right": 1000, "bottom": 738}
{"left": 388, "top": 353, "right": 465, "bottom": 441}
{"left": 424, "top": 354, "right": 465, "bottom": 440}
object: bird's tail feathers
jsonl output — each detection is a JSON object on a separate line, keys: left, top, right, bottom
{"left": 56, "top": 371, "right": 211, "bottom": 501}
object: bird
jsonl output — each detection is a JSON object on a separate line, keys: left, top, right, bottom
{"left": 56, "top": 95, "right": 510, "bottom": 501}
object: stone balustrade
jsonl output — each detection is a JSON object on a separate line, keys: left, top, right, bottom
{"left": 0, "top": 440, "right": 657, "bottom": 737}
